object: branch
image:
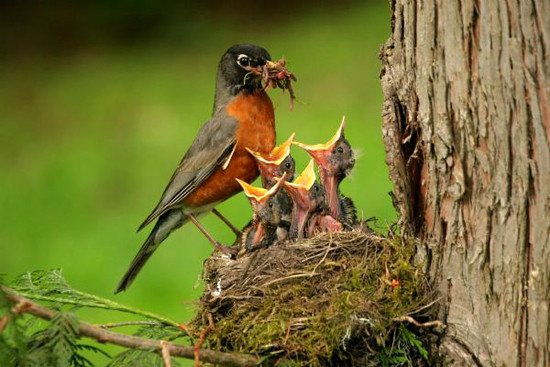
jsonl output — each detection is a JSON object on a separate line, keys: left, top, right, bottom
{"left": 393, "top": 315, "right": 445, "bottom": 329}
{"left": 99, "top": 320, "right": 164, "bottom": 329}
{"left": 13, "top": 289, "right": 180, "bottom": 327}
{"left": 2, "top": 287, "right": 259, "bottom": 367}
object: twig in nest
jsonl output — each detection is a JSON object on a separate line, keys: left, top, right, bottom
{"left": 393, "top": 315, "right": 445, "bottom": 329}
{"left": 178, "top": 323, "right": 194, "bottom": 340}
{"left": 160, "top": 340, "right": 172, "bottom": 367}
{"left": 0, "top": 315, "right": 10, "bottom": 332}
{"left": 194, "top": 314, "right": 215, "bottom": 367}
{"left": 260, "top": 272, "right": 319, "bottom": 288}
{"left": 283, "top": 321, "right": 292, "bottom": 345}
{"left": 310, "top": 236, "right": 334, "bottom": 275}
{"left": 406, "top": 297, "right": 444, "bottom": 315}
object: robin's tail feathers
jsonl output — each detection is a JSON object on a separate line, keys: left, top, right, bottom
{"left": 115, "top": 210, "right": 186, "bottom": 293}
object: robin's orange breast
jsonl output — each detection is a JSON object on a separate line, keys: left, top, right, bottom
{"left": 183, "top": 91, "right": 276, "bottom": 208}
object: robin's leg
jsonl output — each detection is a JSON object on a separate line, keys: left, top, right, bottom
{"left": 211, "top": 208, "right": 242, "bottom": 236}
{"left": 187, "top": 214, "right": 234, "bottom": 257}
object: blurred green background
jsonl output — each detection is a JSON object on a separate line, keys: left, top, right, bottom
{"left": 0, "top": 0, "right": 393, "bottom": 364}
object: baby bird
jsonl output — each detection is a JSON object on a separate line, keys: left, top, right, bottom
{"left": 282, "top": 160, "right": 327, "bottom": 240}
{"left": 246, "top": 134, "right": 296, "bottom": 240}
{"left": 246, "top": 133, "right": 296, "bottom": 188}
{"left": 236, "top": 173, "right": 287, "bottom": 252}
{"left": 294, "top": 117, "right": 357, "bottom": 228}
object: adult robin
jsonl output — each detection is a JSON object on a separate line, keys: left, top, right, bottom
{"left": 282, "top": 160, "right": 326, "bottom": 240}
{"left": 115, "top": 44, "right": 284, "bottom": 293}
{"left": 294, "top": 118, "right": 357, "bottom": 228}
{"left": 236, "top": 173, "right": 287, "bottom": 252}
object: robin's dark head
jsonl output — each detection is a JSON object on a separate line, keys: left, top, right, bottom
{"left": 217, "top": 44, "right": 271, "bottom": 94}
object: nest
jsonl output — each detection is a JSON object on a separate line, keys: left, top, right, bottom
{"left": 194, "top": 224, "right": 434, "bottom": 366}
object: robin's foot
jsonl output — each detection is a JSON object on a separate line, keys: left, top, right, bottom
{"left": 213, "top": 242, "right": 237, "bottom": 259}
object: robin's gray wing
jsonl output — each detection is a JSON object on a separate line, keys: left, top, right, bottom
{"left": 138, "top": 114, "right": 238, "bottom": 231}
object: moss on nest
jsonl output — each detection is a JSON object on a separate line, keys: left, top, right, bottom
{"left": 194, "top": 224, "right": 435, "bottom": 366}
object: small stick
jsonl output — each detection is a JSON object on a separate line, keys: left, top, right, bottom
{"left": 260, "top": 273, "right": 319, "bottom": 288}
{"left": 393, "top": 315, "right": 445, "bottom": 329}
{"left": 0, "top": 315, "right": 9, "bottom": 332}
{"left": 194, "top": 314, "right": 215, "bottom": 367}
{"left": 160, "top": 340, "right": 172, "bottom": 367}
{"left": 310, "top": 237, "right": 333, "bottom": 275}
{"left": 283, "top": 321, "right": 292, "bottom": 345}
{"left": 406, "top": 297, "right": 444, "bottom": 315}
{"left": 99, "top": 321, "right": 163, "bottom": 329}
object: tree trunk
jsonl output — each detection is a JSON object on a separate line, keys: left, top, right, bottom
{"left": 380, "top": 0, "right": 549, "bottom": 365}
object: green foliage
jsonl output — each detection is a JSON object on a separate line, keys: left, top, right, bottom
{"left": 0, "top": 307, "right": 109, "bottom": 367}
{"left": 0, "top": 270, "right": 185, "bottom": 367}
{"left": 376, "top": 325, "right": 429, "bottom": 367}
{"left": 10, "top": 269, "right": 180, "bottom": 327}
{"left": 106, "top": 322, "right": 185, "bottom": 367}
{"left": 24, "top": 313, "right": 105, "bottom": 367}
{"left": 0, "top": 288, "right": 30, "bottom": 366}
{"left": 107, "top": 350, "right": 169, "bottom": 367}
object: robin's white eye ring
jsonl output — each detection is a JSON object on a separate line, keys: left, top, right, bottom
{"left": 237, "top": 54, "right": 250, "bottom": 67}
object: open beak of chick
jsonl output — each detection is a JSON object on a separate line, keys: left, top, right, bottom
{"left": 281, "top": 160, "right": 322, "bottom": 239}
{"left": 246, "top": 133, "right": 295, "bottom": 187}
{"left": 293, "top": 117, "right": 348, "bottom": 218}
{"left": 293, "top": 117, "right": 346, "bottom": 175}
{"left": 236, "top": 172, "right": 287, "bottom": 215}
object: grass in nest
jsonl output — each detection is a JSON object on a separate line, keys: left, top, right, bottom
{"left": 194, "top": 224, "right": 435, "bottom": 366}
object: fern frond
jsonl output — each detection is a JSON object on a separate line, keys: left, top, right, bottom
{"left": 10, "top": 269, "right": 179, "bottom": 327}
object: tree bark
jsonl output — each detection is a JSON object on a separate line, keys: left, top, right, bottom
{"left": 380, "top": 0, "right": 549, "bottom": 365}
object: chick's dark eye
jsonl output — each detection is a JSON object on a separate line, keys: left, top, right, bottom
{"left": 284, "top": 162, "right": 292, "bottom": 169}
{"left": 314, "top": 184, "right": 320, "bottom": 192}
{"left": 268, "top": 201, "right": 274, "bottom": 208}
{"left": 237, "top": 54, "right": 250, "bottom": 67}
{"left": 336, "top": 146, "right": 344, "bottom": 154}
